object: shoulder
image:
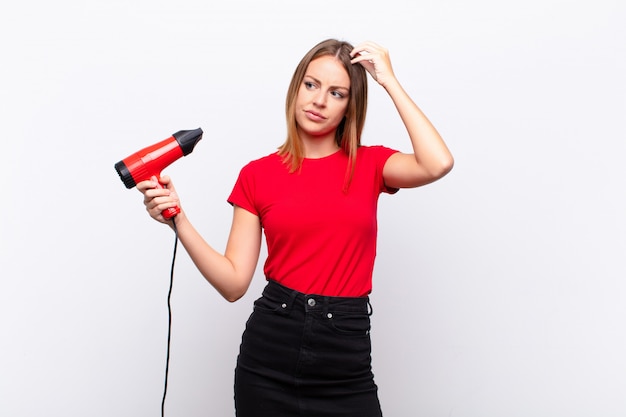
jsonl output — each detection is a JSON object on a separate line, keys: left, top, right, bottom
{"left": 357, "top": 145, "right": 399, "bottom": 164}
{"left": 235, "top": 152, "right": 290, "bottom": 187}
{"left": 240, "top": 151, "right": 283, "bottom": 172}
{"left": 358, "top": 145, "right": 399, "bottom": 156}
{"left": 245, "top": 151, "right": 281, "bottom": 166}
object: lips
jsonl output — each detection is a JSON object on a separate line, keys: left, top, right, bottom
{"left": 304, "top": 109, "right": 326, "bottom": 121}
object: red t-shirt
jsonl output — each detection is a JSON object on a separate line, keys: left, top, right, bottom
{"left": 228, "top": 146, "right": 398, "bottom": 297}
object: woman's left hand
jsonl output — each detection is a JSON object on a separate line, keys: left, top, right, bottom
{"left": 350, "top": 41, "right": 396, "bottom": 88}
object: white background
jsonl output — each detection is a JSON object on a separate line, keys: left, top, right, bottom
{"left": 1, "top": 0, "right": 625, "bottom": 416}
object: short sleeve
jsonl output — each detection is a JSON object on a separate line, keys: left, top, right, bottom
{"left": 227, "top": 163, "right": 259, "bottom": 216}
{"left": 371, "top": 145, "right": 400, "bottom": 194}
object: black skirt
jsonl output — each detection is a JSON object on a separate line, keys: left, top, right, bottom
{"left": 234, "top": 280, "right": 383, "bottom": 417}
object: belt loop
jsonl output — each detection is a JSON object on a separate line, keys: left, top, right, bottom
{"left": 322, "top": 296, "right": 329, "bottom": 317}
{"left": 287, "top": 290, "right": 298, "bottom": 310}
{"left": 367, "top": 299, "right": 373, "bottom": 316}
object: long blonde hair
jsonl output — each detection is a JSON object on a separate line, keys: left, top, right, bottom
{"left": 278, "top": 39, "right": 368, "bottom": 186}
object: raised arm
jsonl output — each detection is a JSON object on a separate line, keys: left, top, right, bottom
{"left": 138, "top": 176, "right": 262, "bottom": 302}
{"left": 351, "top": 41, "right": 454, "bottom": 188}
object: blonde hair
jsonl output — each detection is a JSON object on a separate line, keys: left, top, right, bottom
{"left": 278, "top": 39, "right": 368, "bottom": 186}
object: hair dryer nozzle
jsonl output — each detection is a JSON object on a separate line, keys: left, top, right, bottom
{"left": 115, "top": 160, "right": 136, "bottom": 189}
{"left": 174, "top": 128, "right": 203, "bottom": 156}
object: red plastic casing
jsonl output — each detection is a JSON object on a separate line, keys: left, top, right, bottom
{"left": 121, "top": 135, "right": 183, "bottom": 219}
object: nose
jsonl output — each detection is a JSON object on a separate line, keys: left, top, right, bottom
{"left": 313, "top": 90, "right": 327, "bottom": 107}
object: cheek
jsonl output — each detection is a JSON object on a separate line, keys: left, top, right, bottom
{"left": 332, "top": 102, "right": 349, "bottom": 122}
{"left": 295, "top": 85, "right": 310, "bottom": 105}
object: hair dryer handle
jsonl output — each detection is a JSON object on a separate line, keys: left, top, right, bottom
{"left": 153, "top": 180, "right": 181, "bottom": 220}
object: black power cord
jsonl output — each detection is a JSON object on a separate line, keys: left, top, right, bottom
{"left": 161, "top": 219, "right": 179, "bottom": 417}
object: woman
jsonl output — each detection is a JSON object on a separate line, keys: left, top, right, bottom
{"left": 139, "top": 39, "right": 453, "bottom": 417}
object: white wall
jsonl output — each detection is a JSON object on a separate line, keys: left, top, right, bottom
{"left": 1, "top": 1, "right": 625, "bottom": 416}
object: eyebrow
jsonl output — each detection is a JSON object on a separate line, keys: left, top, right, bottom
{"left": 304, "top": 75, "right": 350, "bottom": 92}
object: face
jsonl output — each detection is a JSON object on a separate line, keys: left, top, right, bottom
{"left": 294, "top": 55, "right": 351, "bottom": 141}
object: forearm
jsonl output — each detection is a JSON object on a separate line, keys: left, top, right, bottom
{"left": 173, "top": 212, "right": 258, "bottom": 302}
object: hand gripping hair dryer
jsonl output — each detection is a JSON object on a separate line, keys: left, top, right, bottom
{"left": 115, "top": 128, "right": 203, "bottom": 219}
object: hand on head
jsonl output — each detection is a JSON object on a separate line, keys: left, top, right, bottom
{"left": 350, "top": 41, "right": 395, "bottom": 87}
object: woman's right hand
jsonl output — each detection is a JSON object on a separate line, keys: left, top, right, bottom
{"left": 136, "top": 175, "right": 181, "bottom": 224}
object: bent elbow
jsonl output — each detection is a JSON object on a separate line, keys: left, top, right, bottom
{"left": 219, "top": 281, "right": 251, "bottom": 303}
{"left": 439, "top": 155, "right": 454, "bottom": 177}
{"left": 425, "top": 155, "right": 454, "bottom": 184}
{"left": 224, "top": 291, "right": 246, "bottom": 303}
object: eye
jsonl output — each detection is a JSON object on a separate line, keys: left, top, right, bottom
{"left": 304, "top": 81, "right": 316, "bottom": 90}
{"left": 331, "top": 90, "right": 346, "bottom": 99}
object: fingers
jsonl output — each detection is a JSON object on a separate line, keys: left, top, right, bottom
{"left": 136, "top": 175, "right": 181, "bottom": 223}
{"left": 136, "top": 179, "right": 157, "bottom": 193}
{"left": 350, "top": 41, "right": 388, "bottom": 64}
{"left": 350, "top": 41, "right": 394, "bottom": 85}
{"left": 145, "top": 192, "right": 180, "bottom": 223}
{"left": 146, "top": 197, "right": 179, "bottom": 223}
{"left": 136, "top": 175, "right": 174, "bottom": 193}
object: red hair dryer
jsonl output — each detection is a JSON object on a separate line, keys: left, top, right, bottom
{"left": 115, "top": 128, "right": 203, "bottom": 219}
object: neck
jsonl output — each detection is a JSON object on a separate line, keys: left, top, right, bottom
{"left": 299, "top": 130, "right": 339, "bottom": 159}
